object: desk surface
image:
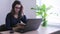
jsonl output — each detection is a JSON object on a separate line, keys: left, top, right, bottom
{"left": 0, "top": 26, "right": 60, "bottom": 34}
{"left": 37, "top": 26, "right": 60, "bottom": 34}
{"left": 0, "top": 31, "right": 21, "bottom": 34}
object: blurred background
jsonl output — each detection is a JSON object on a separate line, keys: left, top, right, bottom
{"left": 0, "top": 0, "right": 60, "bottom": 29}
{"left": 0, "top": 0, "right": 60, "bottom": 34}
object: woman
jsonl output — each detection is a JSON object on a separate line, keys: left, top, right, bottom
{"left": 0, "top": 0, "right": 27, "bottom": 33}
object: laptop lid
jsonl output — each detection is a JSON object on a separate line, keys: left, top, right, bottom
{"left": 26, "top": 19, "right": 42, "bottom": 31}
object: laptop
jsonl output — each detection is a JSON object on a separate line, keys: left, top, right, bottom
{"left": 24, "top": 19, "right": 42, "bottom": 32}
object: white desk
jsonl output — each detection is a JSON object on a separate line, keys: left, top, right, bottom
{"left": 24, "top": 26, "right": 60, "bottom": 34}
{"left": 0, "top": 26, "right": 60, "bottom": 34}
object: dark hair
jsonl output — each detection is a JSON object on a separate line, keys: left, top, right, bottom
{"left": 10, "top": 0, "right": 23, "bottom": 19}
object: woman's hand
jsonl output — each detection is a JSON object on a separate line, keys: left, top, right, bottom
{"left": 13, "top": 25, "right": 24, "bottom": 31}
{"left": 16, "top": 23, "right": 25, "bottom": 28}
{"left": 14, "top": 23, "right": 25, "bottom": 29}
{"left": 13, "top": 27, "right": 19, "bottom": 31}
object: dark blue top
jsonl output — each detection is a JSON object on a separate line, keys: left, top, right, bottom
{"left": 5, "top": 13, "right": 27, "bottom": 30}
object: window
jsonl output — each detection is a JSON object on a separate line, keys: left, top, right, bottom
{"left": 36, "top": 0, "right": 60, "bottom": 27}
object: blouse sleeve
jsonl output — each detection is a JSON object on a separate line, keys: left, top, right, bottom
{"left": 21, "top": 15, "right": 27, "bottom": 24}
{"left": 5, "top": 13, "right": 12, "bottom": 30}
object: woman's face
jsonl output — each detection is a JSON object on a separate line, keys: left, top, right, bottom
{"left": 14, "top": 4, "right": 21, "bottom": 14}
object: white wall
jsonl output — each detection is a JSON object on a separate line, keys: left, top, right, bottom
{"left": 0, "top": 0, "right": 36, "bottom": 25}
{"left": 0, "top": 0, "right": 11, "bottom": 25}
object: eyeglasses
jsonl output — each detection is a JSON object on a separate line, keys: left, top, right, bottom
{"left": 15, "top": 7, "right": 20, "bottom": 9}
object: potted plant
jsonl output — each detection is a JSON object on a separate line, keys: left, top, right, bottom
{"left": 31, "top": 4, "right": 52, "bottom": 27}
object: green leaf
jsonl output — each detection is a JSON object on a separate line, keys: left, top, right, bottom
{"left": 41, "top": 4, "right": 46, "bottom": 12}
{"left": 44, "top": 13, "right": 47, "bottom": 18}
